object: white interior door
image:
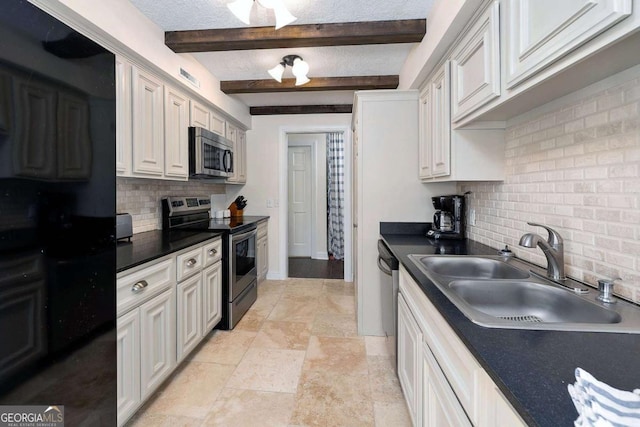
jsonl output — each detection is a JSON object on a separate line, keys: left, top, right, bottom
{"left": 288, "top": 146, "right": 312, "bottom": 257}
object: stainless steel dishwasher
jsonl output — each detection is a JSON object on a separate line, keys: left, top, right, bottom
{"left": 377, "top": 239, "right": 399, "bottom": 373}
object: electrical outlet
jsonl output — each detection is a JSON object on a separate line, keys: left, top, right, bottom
{"left": 274, "top": 199, "right": 279, "bottom": 208}
{"left": 267, "top": 199, "right": 273, "bottom": 208}
{"left": 469, "top": 209, "right": 476, "bottom": 226}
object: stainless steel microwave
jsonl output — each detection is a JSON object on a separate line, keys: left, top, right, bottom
{"left": 188, "top": 126, "right": 234, "bottom": 178}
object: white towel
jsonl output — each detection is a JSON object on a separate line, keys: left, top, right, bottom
{"left": 568, "top": 367, "right": 640, "bottom": 427}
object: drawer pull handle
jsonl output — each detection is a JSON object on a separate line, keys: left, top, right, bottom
{"left": 186, "top": 258, "right": 197, "bottom": 267}
{"left": 132, "top": 280, "right": 148, "bottom": 293}
{"left": 208, "top": 248, "right": 218, "bottom": 256}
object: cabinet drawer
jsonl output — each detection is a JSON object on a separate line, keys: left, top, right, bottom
{"left": 399, "top": 266, "right": 483, "bottom": 425}
{"left": 176, "top": 246, "right": 204, "bottom": 281}
{"left": 202, "top": 238, "right": 222, "bottom": 267}
{"left": 117, "top": 258, "right": 174, "bottom": 316}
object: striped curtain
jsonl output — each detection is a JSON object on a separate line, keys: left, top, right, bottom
{"left": 327, "top": 132, "right": 345, "bottom": 260}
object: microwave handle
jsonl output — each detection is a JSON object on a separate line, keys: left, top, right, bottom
{"left": 224, "top": 150, "right": 233, "bottom": 173}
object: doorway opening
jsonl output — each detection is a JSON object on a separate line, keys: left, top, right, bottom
{"left": 286, "top": 132, "right": 346, "bottom": 280}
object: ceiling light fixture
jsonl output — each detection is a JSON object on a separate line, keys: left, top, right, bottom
{"left": 227, "top": 0, "right": 297, "bottom": 30}
{"left": 268, "top": 55, "right": 310, "bottom": 86}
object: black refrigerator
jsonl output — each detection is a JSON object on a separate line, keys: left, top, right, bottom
{"left": 0, "top": 0, "right": 116, "bottom": 425}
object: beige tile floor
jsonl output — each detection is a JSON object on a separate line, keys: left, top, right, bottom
{"left": 127, "top": 278, "right": 411, "bottom": 427}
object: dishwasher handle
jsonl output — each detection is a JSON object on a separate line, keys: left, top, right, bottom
{"left": 377, "top": 239, "right": 399, "bottom": 275}
{"left": 378, "top": 256, "right": 393, "bottom": 276}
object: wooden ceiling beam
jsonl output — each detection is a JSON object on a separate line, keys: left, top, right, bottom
{"left": 165, "top": 19, "right": 426, "bottom": 52}
{"left": 250, "top": 105, "right": 353, "bottom": 115}
{"left": 221, "top": 75, "right": 399, "bottom": 94}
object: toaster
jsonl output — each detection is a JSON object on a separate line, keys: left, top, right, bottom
{"left": 116, "top": 213, "right": 133, "bottom": 241}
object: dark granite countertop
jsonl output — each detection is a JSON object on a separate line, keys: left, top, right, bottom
{"left": 380, "top": 224, "right": 640, "bottom": 427}
{"left": 117, "top": 230, "right": 222, "bottom": 273}
{"left": 116, "top": 216, "right": 269, "bottom": 273}
{"left": 206, "top": 215, "right": 269, "bottom": 233}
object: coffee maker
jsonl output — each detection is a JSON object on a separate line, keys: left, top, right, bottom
{"left": 427, "top": 195, "right": 465, "bottom": 239}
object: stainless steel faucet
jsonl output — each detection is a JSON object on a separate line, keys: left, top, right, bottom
{"left": 519, "top": 222, "right": 565, "bottom": 280}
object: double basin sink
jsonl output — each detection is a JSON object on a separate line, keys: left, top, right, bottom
{"left": 408, "top": 254, "right": 640, "bottom": 333}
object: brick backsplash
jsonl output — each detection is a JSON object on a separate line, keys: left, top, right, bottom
{"left": 117, "top": 178, "right": 225, "bottom": 233}
{"left": 459, "top": 72, "right": 640, "bottom": 302}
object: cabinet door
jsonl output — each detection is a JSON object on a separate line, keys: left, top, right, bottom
{"left": 505, "top": 0, "right": 632, "bottom": 88}
{"left": 139, "top": 288, "right": 176, "bottom": 400}
{"left": 257, "top": 235, "right": 268, "bottom": 282}
{"left": 115, "top": 56, "right": 132, "bottom": 176}
{"left": 13, "top": 77, "right": 57, "bottom": 179}
{"left": 431, "top": 63, "right": 451, "bottom": 177}
{"left": 116, "top": 309, "right": 140, "bottom": 425}
{"left": 177, "top": 274, "right": 202, "bottom": 362}
{"left": 132, "top": 67, "right": 164, "bottom": 177}
{"left": 202, "top": 261, "right": 222, "bottom": 333}
{"left": 451, "top": 1, "right": 500, "bottom": 122}
{"left": 422, "top": 341, "right": 472, "bottom": 427}
{"left": 418, "top": 86, "right": 433, "bottom": 179}
{"left": 189, "top": 100, "right": 210, "bottom": 130}
{"left": 225, "top": 124, "right": 239, "bottom": 183}
{"left": 398, "top": 293, "right": 422, "bottom": 426}
{"left": 210, "top": 111, "right": 226, "bottom": 136}
{"left": 479, "top": 373, "right": 527, "bottom": 427}
{"left": 236, "top": 129, "right": 247, "bottom": 183}
{"left": 57, "top": 92, "right": 92, "bottom": 179}
{"left": 163, "top": 86, "right": 189, "bottom": 179}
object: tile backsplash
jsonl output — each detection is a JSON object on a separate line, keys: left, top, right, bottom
{"left": 460, "top": 69, "right": 640, "bottom": 302}
{"left": 117, "top": 178, "right": 225, "bottom": 233}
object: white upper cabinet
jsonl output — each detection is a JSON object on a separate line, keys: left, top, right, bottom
{"left": 189, "top": 99, "right": 210, "bottom": 130}
{"left": 430, "top": 65, "right": 451, "bottom": 178}
{"left": 225, "top": 123, "right": 247, "bottom": 184}
{"left": 210, "top": 111, "right": 226, "bottom": 137}
{"left": 418, "top": 86, "right": 433, "bottom": 179}
{"left": 163, "top": 85, "right": 189, "bottom": 179}
{"left": 131, "top": 67, "right": 164, "bottom": 177}
{"left": 419, "top": 62, "right": 452, "bottom": 180}
{"left": 505, "top": 0, "right": 632, "bottom": 89}
{"left": 450, "top": 1, "right": 500, "bottom": 122}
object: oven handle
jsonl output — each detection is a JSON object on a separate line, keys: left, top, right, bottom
{"left": 232, "top": 228, "right": 257, "bottom": 243}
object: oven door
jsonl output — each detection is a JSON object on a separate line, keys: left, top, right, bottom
{"left": 230, "top": 228, "right": 257, "bottom": 300}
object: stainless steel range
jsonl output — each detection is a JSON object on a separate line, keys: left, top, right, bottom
{"left": 162, "top": 196, "right": 257, "bottom": 330}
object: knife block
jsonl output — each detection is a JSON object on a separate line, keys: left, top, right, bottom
{"left": 228, "top": 204, "right": 243, "bottom": 218}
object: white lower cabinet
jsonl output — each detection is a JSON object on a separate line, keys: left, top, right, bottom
{"left": 176, "top": 274, "right": 202, "bottom": 362}
{"left": 398, "top": 294, "right": 423, "bottom": 425}
{"left": 139, "top": 288, "right": 176, "bottom": 399}
{"left": 256, "top": 219, "right": 269, "bottom": 283}
{"left": 398, "top": 265, "right": 526, "bottom": 427}
{"left": 116, "top": 309, "right": 140, "bottom": 424}
{"left": 422, "top": 341, "right": 472, "bottom": 427}
{"left": 117, "top": 236, "right": 222, "bottom": 426}
{"left": 176, "top": 239, "right": 223, "bottom": 363}
{"left": 202, "top": 261, "right": 223, "bottom": 332}
{"left": 116, "top": 287, "right": 176, "bottom": 425}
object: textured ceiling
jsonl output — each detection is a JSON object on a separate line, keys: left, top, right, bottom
{"left": 129, "top": 0, "right": 434, "bottom": 107}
